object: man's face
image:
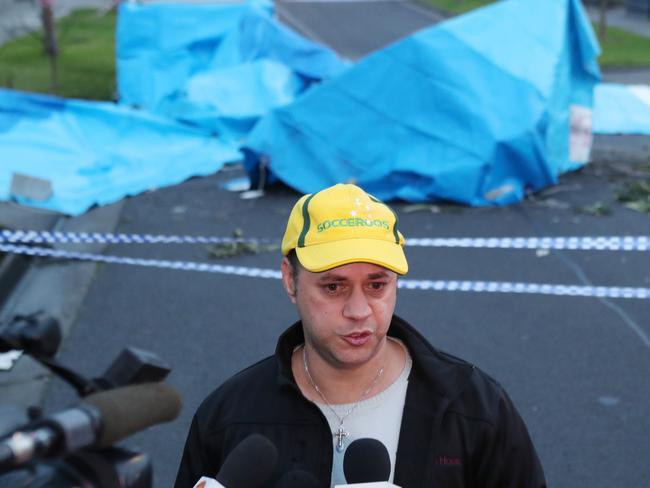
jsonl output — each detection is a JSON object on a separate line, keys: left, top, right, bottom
{"left": 281, "top": 259, "right": 398, "bottom": 370}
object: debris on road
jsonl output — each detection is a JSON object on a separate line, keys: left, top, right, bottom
{"left": 206, "top": 229, "right": 279, "bottom": 259}
{"left": 617, "top": 179, "right": 650, "bottom": 213}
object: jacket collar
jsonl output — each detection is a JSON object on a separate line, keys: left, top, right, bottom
{"left": 275, "top": 320, "right": 304, "bottom": 390}
{"left": 274, "top": 315, "right": 474, "bottom": 400}
{"left": 274, "top": 315, "right": 476, "bottom": 486}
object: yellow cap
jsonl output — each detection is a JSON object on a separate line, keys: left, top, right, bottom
{"left": 281, "top": 184, "right": 408, "bottom": 274}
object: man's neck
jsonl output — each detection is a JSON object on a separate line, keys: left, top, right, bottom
{"left": 292, "top": 339, "right": 406, "bottom": 405}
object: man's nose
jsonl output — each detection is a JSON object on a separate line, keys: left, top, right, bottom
{"left": 343, "top": 287, "right": 371, "bottom": 320}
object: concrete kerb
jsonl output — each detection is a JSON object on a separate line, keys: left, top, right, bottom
{"left": 0, "top": 200, "right": 124, "bottom": 409}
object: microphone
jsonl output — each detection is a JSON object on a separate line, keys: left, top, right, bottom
{"left": 336, "top": 438, "right": 398, "bottom": 488}
{"left": 193, "top": 434, "right": 278, "bottom": 488}
{"left": 0, "top": 313, "right": 61, "bottom": 357}
{"left": 0, "top": 382, "right": 181, "bottom": 473}
{"left": 275, "top": 469, "right": 320, "bottom": 487}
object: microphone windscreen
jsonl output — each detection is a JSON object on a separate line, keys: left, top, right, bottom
{"left": 343, "top": 438, "right": 391, "bottom": 484}
{"left": 275, "top": 469, "right": 320, "bottom": 488}
{"left": 85, "top": 382, "right": 182, "bottom": 447}
{"left": 216, "top": 434, "right": 278, "bottom": 488}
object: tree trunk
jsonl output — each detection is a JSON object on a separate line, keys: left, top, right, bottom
{"left": 40, "top": 0, "right": 59, "bottom": 94}
{"left": 598, "top": 0, "right": 608, "bottom": 41}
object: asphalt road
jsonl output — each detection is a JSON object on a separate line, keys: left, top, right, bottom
{"left": 5, "top": 1, "right": 650, "bottom": 488}
{"left": 42, "top": 163, "right": 650, "bottom": 488}
{"left": 276, "top": 0, "right": 443, "bottom": 60}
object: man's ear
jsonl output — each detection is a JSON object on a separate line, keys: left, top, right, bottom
{"left": 281, "top": 257, "right": 297, "bottom": 303}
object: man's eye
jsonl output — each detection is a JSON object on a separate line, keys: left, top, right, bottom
{"left": 369, "top": 282, "right": 386, "bottom": 291}
{"left": 325, "top": 284, "right": 339, "bottom": 292}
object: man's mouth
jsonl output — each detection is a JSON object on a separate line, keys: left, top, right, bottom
{"left": 342, "top": 331, "right": 372, "bottom": 346}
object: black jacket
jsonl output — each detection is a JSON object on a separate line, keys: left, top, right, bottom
{"left": 175, "top": 316, "right": 546, "bottom": 487}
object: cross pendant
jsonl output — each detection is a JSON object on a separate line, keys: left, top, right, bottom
{"left": 335, "top": 425, "right": 349, "bottom": 453}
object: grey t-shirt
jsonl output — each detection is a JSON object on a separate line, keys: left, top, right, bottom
{"left": 313, "top": 339, "right": 413, "bottom": 487}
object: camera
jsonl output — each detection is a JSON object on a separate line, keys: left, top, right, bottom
{"left": 0, "top": 312, "right": 181, "bottom": 487}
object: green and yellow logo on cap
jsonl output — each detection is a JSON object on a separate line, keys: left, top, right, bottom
{"left": 281, "top": 184, "right": 408, "bottom": 274}
{"left": 316, "top": 218, "right": 390, "bottom": 233}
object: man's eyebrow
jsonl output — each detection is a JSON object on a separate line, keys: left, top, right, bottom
{"left": 317, "top": 273, "right": 348, "bottom": 282}
{"left": 316, "top": 271, "right": 392, "bottom": 282}
{"left": 368, "top": 272, "right": 392, "bottom": 279}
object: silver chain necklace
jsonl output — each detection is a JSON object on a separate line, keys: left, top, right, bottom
{"left": 302, "top": 345, "right": 385, "bottom": 453}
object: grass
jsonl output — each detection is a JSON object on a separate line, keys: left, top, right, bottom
{"left": 423, "top": 0, "right": 650, "bottom": 67}
{"left": 0, "top": 9, "right": 116, "bottom": 100}
{"left": 424, "top": 0, "right": 494, "bottom": 14}
{"left": 598, "top": 25, "right": 650, "bottom": 67}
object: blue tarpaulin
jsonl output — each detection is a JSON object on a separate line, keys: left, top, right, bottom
{"left": 0, "top": 0, "right": 348, "bottom": 216}
{"left": 594, "top": 83, "right": 650, "bottom": 134}
{"left": 117, "top": 1, "right": 348, "bottom": 141}
{"left": 0, "top": 89, "right": 241, "bottom": 215}
{"left": 117, "top": 0, "right": 273, "bottom": 110}
{"left": 244, "top": 0, "right": 601, "bottom": 205}
{"left": 4, "top": 0, "right": 635, "bottom": 216}
{"left": 159, "top": 60, "right": 307, "bottom": 142}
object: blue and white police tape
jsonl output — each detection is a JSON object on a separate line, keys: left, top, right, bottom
{"left": 0, "top": 229, "right": 254, "bottom": 245}
{"left": 0, "top": 243, "right": 282, "bottom": 278}
{"left": 2, "top": 243, "right": 648, "bottom": 300}
{"left": 406, "top": 235, "right": 649, "bottom": 251}
{"left": 1, "top": 230, "right": 648, "bottom": 251}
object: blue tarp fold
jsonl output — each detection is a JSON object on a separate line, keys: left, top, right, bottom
{"left": 0, "top": 89, "right": 241, "bottom": 215}
{"left": 158, "top": 59, "right": 306, "bottom": 141}
{"left": 117, "top": 2, "right": 347, "bottom": 141}
{"left": 244, "top": 0, "right": 601, "bottom": 205}
{"left": 594, "top": 83, "right": 650, "bottom": 134}
{"left": 117, "top": 0, "right": 273, "bottom": 110}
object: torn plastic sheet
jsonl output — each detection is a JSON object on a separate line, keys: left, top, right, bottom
{"left": 117, "top": 2, "right": 348, "bottom": 142}
{"left": 244, "top": 0, "right": 601, "bottom": 205}
{"left": 593, "top": 83, "right": 650, "bottom": 135}
{"left": 116, "top": 0, "right": 274, "bottom": 110}
{"left": 159, "top": 59, "right": 308, "bottom": 143}
{"left": 0, "top": 89, "right": 242, "bottom": 215}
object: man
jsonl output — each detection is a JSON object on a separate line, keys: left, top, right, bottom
{"left": 175, "top": 183, "right": 546, "bottom": 487}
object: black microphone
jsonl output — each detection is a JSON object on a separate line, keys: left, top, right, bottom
{"left": 0, "top": 313, "right": 61, "bottom": 357}
{"left": 343, "top": 438, "right": 391, "bottom": 484}
{"left": 214, "top": 434, "right": 278, "bottom": 488}
{"left": 0, "top": 382, "right": 181, "bottom": 473}
{"left": 275, "top": 469, "right": 320, "bottom": 487}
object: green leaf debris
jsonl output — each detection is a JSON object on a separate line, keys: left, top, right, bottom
{"left": 616, "top": 180, "right": 650, "bottom": 214}
{"left": 206, "top": 228, "right": 279, "bottom": 259}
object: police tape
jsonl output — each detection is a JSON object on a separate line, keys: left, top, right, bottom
{"left": 406, "top": 235, "right": 650, "bottom": 251}
{"left": 0, "top": 244, "right": 282, "bottom": 278}
{"left": 0, "top": 229, "right": 253, "bottom": 245}
{"left": 0, "top": 230, "right": 649, "bottom": 251}
{"left": 2, "top": 243, "right": 648, "bottom": 300}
